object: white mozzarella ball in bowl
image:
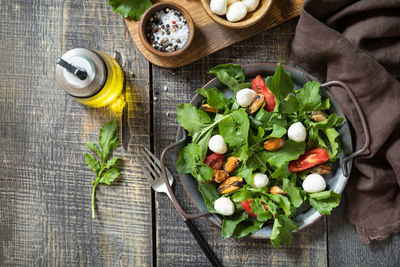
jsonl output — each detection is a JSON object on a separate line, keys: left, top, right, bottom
{"left": 208, "top": 135, "right": 227, "bottom": 154}
{"left": 236, "top": 88, "right": 257, "bottom": 107}
{"left": 214, "top": 197, "right": 235, "bottom": 216}
{"left": 210, "top": 0, "right": 227, "bottom": 16}
{"left": 288, "top": 122, "right": 307, "bottom": 142}
{"left": 226, "top": 2, "right": 247, "bottom": 22}
{"left": 302, "top": 174, "right": 326, "bottom": 193}
{"left": 253, "top": 173, "right": 269, "bottom": 188}
{"left": 243, "top": 0, "right": 259, "bottom": 12}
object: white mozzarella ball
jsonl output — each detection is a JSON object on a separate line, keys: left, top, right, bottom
{"left": 236, "top": 88, "right": 257, "bottom": 107}
{"left": 226, "top": 2, "right": 247, "bottom": 22}
{"left": 288, "top": 122, "right": 307, "bottom": 142}
{"left": 208, "top": 135, "right": 227, "bottom": 154}
{"left": 227, "top": 0, "right": 239, "bottom": 6}
{"left": 253, "top": 173, "right": 269, "bottom": 188}
{"left": 214, "top": 197, "right": 235, "bottom": 216}
{"left": 302, "top": 174, "right": 326, "bottom": 193}
{"left": 243, "top": 0, "right": 259, "bottom": 12}
{"left": 210, "top": 0, "right": 227, "bottom": 16}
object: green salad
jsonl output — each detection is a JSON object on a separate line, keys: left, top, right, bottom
{"left": 176, "top": 64, "right": 343, "bottom": 249}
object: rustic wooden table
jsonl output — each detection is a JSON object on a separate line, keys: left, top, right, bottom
{"left": 1, "top": 1, "right": 399, "bottom": 266}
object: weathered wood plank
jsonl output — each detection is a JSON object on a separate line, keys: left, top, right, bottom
{"left": 328, "top": 196, "right": 400, "bottom": 267}
{"left": 152, "top": 19, "right": 328, "bottom": 267}
{"left": 0, "top": 0, "right": 151, "bottom": 265}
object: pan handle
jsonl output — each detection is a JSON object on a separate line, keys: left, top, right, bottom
{"left": 320, "top": 81, "right": 370, "bottom": 177}
{"left": 160, "top": 127, "right": 210, "bottom": 220}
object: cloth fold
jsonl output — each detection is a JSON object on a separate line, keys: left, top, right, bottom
{"left": 291, "top": 0, "right": 400, "bottom": 242}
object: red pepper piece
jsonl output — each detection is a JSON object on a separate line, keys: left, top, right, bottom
{"left": 288, "top": 148, "right": 329, "bottom": 173}
{"left": 205, "top": 153, "right": 224, "bottom": 170}
{"left": 251, "top": 75, "right": 276, "bottom": 112}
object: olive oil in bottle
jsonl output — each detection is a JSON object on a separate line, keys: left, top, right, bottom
{"left": 56, "top": 48, "right": 124, "bottom": 108}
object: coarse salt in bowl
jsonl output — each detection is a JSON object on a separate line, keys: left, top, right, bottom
{"left": 139, "top": 3, "right": 195, "bottom": 57}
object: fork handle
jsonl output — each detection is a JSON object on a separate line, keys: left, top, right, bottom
{"left": 184, "top": 219, "right": 223, "bottom": 267}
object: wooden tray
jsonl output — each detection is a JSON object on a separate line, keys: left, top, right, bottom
{"left": 125, "top": 0, "right": 304, "bottom": 68}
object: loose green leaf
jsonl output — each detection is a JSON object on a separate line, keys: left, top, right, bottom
{"left": 105, "top": 157, "right": 122, "bottom": 170}
{"left": 85, "top": 120, "right": 122, "bottom": 219}
{"left": 309, "top": 190, "right": 341, "bottom": 215}
{"left": 108, "top": 0, "right": 152, "bottom": 21}
{"left": 99, "top": 168, "right": 120, "bottom": 185}
{"left": 221, "top": 212, "right": 248, "bottom": 238}
{"left": 85, "top": 153, "right": 100, "bottom": 173}
{"left": 99, "top": 119, "right": 120, "bottom": 162}
{"left": 86, "top": 142, "right": 102, "bottom": 159}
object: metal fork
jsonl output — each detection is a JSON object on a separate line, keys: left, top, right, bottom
{"left": 138, "top": 147, "right": 222, "bottom": 267}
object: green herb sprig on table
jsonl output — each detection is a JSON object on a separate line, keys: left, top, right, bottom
{"left": 85, "top": 119, "right": 122, "bottom": 219}
{"left": 108, "top": 0, "right": 152, "bottom": 21}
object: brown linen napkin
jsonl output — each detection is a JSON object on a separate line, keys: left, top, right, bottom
{"left": 291, "top": 0, "right": 400, "bottom": 243}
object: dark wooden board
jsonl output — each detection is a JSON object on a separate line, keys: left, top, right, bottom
{"left": 125, "top": 0, "right": 304, "bottom": 68}
{"left": 2, "top": 0, "right": 400, "bottom": 266}
{"left": 0, "top": 0, "right": 151, "bottom": 265}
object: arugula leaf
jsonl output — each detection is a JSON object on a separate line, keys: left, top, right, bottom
{"left": 279, "top": 95, "right": 299, "bottom": 114}
{"left": 265, "top": 63, "right": 294, "bottom": 101}
{"left": 85, "top": 153, "right": 100, "bottom": 173}
{"left": 251, "top": 198, "right": 273, "bottom": 222}
{"left": 308, "top": 113, "right": 344, "bottom": 159}
{"left": 177, "top": 103, "right": 212, "bottom": 137}
{"left": 295, "top": 81, "right": 321, "bottom": 112}
{"left": 176, "top": 143, "right": 213, "bottom": 183}
{"left": 99, "top": 119, "right": 121, "bottom": 163}
{"left": 282, "top": 178, "right": 303, "bottom": 208}
{"left": 218, "top": 109, "right": 249, "bottom": 147}
{"left": 196, "top": 87, "right": 231, "bottom": 112}
{"left": 231, "top": 186, "right": 252, "bottom": 202}
{"left": 269, "top": 194, "right": 292, "bottom": 217}
{"left": 198, "top": 183, "right": 220, "bottom": 213}
{"left": 209, "top": 64, "right": 248, "bottom": 94}
{"left": 99, "top": 168, "right": 120, "bottom": 185}
{"left": 270, "top": 215, "right": 298, "bottom": 249}
{"left": 270, "top": 164, "right": 291, "bottom": 180}
{"left": 317, "top": 98, "right": 330, "bottom": 110}
{"left": 108, "top": 0, "right": 152, "bottom": 21}
{"left": 265, "top": 124, "right": 287, "bottom": 139}
{"left": 263, "top": 140, "right": 306, "bottom": 169}
{"left": 221, "top": 212, "right": 248, "bottom": 238}
{"left": 309, "top": 190, "right": 341, "bottom": 215}
{"left": 85, "top": 119, "right": 122, "bottom": 219}
{"left": 235, "top": 220, "right": 264, "bottom": 238}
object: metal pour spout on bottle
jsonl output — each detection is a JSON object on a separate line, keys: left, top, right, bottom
{"left": 55, "top": 48, "right": 125, "bottom": 109}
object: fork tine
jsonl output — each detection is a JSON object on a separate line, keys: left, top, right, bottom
{"left": 143, "top": 147, "right": 174, "bottom": 183}
{"left": 142, "top": 148, "right": 162, "bottom": 174}
{"left": 137, "top": 154, "right": 158, "bottom": 184}
{"left": 139, "top": 151, "right": 163, "bottom": 177}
